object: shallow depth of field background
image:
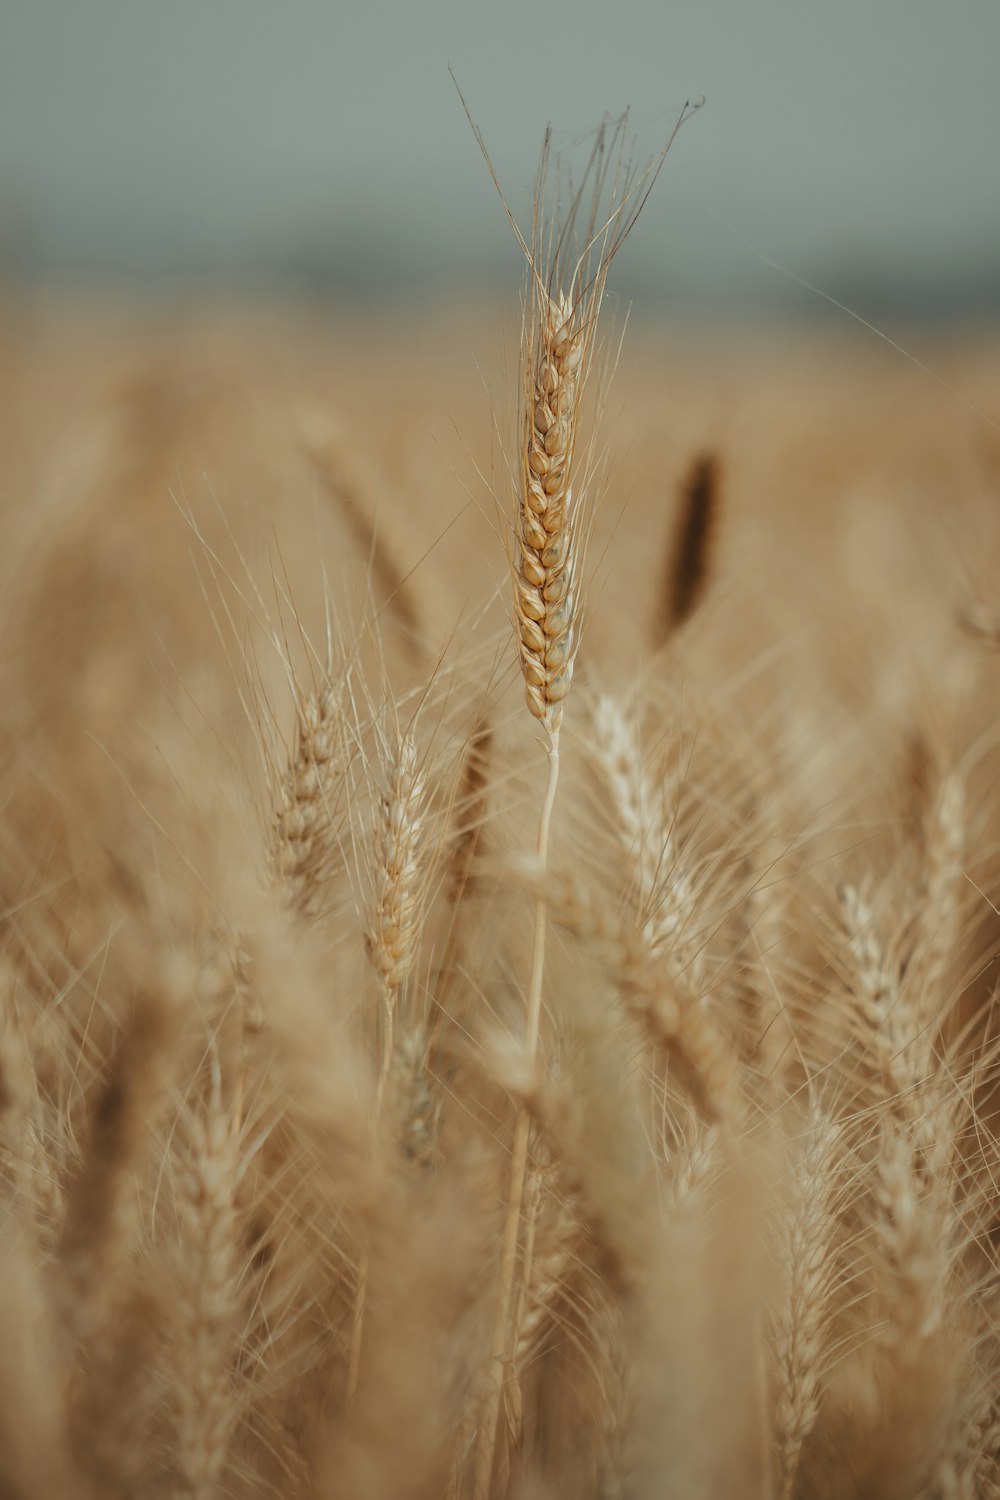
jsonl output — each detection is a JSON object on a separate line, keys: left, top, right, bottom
{"left": 2, "top": 0, "right": 999, "bottom": 318}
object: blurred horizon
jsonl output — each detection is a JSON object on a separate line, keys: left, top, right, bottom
{"left": 2, "top": 0, "right": 998, "bottom": 323}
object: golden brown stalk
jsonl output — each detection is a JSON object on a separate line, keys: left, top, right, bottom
{"left": 273, "top": 681, "right": 346, "bottom": 919}
{"left": 511, "top": 1157, "right": 576, "bottom": 1381}
{"left": 771, "top": 1106, "right": 844, "bottom": 1497}
{"left": 840, "top": 881, "right": 913, "bottom": 1092}
{"left": 655, "top": 450, "right": 721, "bottom": 646}
{"left": 513, "top": 289, "right": 584, "bottom": 731}
{"left": 350, "top": 727, "right": 428, "bottom": 1400}
{"left": 841, "top": 765, "right": 965, "bottom": 1096}
{"left": 392, "top": 1027, "right": 441, "bottom": 1175}
{"left": 535, "top": 863, "right": 741, "bottom": 1124}
{"left": 171, "top": 1044, "right": 245, "bottom": 1500}
{"left": 475, "top": 202, "right": 595, "bottom": 1500}
{"left": 871, "top": 1108, "right": 954, "bottom": 1359}
{"left": 471, "top": 100, "right": 706, "bottom": 1493}
{"left": 590, "top": 693, "right": 692, "bottom": 948}
{"left": 839, "top": 870, "right": 971, "bottom": 1469}
{"left": 364, "top": 728, "right": 428, "bottom": 1069}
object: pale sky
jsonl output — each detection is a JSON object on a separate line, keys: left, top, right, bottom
{"left": 2, "top": 0, "right": 997, "bottom": 314}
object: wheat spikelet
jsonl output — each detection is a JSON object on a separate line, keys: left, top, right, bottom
{"left": 590, "top": 692, "right": 700, "bottom": 952}
{"left": 364, "top": 727, "right": 427, "bottom": 1000}
{"left": 528, "top": 862, "right": 740, "bottom": 1124}
{"left": 590, "top": 693, "right": 671, "bottom": 920}
{"left": 513, "top": 287, "right": 585, "bottom": 731}
{"left": 511, "top": 1156, "right": 576, "bottom": 1380}
{"left": 391, "top": 1027, "right": 441, "bottom": 1174}
{"left": 272, "top": 680, "right": 345, "bottom": 918}
{"left": 350, "top": 723, "right": 430, "bottom": 1401}
{"left": 170, "top": 1039, "right": 246, "bottom": 1499}
{"left": 771, "top": 1105, "right": 845, "bottom": 1497}
{"left": 839, "top": 879, "right": 963, "bottom": 1369}
{"left": 871, "top": 1100, "right": 959, "bottom": 1361}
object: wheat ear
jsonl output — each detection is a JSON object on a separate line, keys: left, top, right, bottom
{"left": 171, "top": 1040, "right": 245, "bottom": 1500}
{"left": 537, "top": 864, "right": 740, "bottom": 1124}
{"left": 363, "top": 727, "right": 427, "bottom": 1090}
{"left": 772, "top": 1105, "right": 844, "bottom": 1497}
{"left": 473, "top": 239, "right": 594, "bottom": 1500}
{"left": 272, "top": 681, "right": 345, "bottom": 919}
{"left": 348, "top": 725, "right": 427, "bottom": 1401}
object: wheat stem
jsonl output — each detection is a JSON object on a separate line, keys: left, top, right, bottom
{"left": 474, "top": 727, "right": 560, "bottom": 1500}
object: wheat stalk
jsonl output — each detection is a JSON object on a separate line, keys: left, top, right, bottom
{"left": 771, "top": 1105, "right": 844, "bottom": 1497}
{"left": 363, "top": 726, "right": 428, "bottom": 1079}
{"left": 456, "top": 98, "right": 702, "bottom": 1494}
{"left": 471, "top": 107, "right": 667, "bottom": 1494}
{"left": 170, "top": 1040, "right": 246, "bottom": 1500}
{"left": 272, "top": 681, "right": 346, "bottom": 919}
{"left": 349, "top": 723, "right": 429, "bottom": 1401}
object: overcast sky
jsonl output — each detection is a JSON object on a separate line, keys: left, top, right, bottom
{"left": 2, "top": 0, "right": 998, "bottom": 315}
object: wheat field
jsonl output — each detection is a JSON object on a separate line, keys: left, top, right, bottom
{"left": 2, "top": 126, "right": 1000, "bottom": 1500}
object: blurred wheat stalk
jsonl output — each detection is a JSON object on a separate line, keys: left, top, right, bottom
{"left": 1, "top": 107, "right": 999, "bottom": 1500}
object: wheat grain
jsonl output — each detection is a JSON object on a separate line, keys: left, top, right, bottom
{"left": 272, "top": 680, "right": 346, "bottom": 919}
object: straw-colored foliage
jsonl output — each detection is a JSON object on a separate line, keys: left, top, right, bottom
{"left": 1, "top": 117, "right": 1000, "bottom": 1499}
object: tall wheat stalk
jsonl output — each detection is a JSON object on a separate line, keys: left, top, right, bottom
{"left": 463, "top": 99, "right": 703, "bottom": 1496}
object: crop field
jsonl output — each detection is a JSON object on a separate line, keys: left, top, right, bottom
{"left": 1, "top": 139, "right": 1000, "bottom": 1497}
